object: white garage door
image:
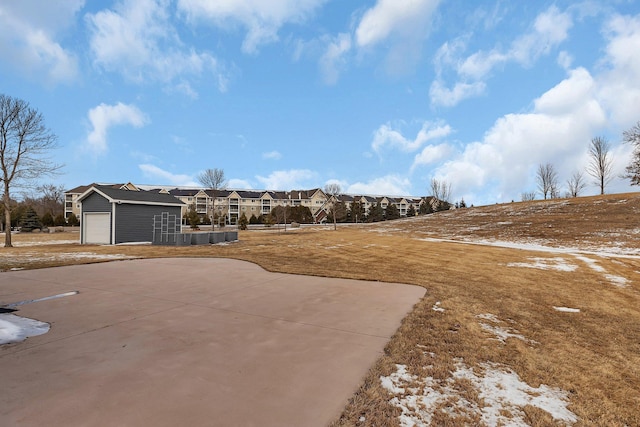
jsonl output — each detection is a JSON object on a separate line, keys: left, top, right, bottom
{"left": 84, "top": 213, "right": 111, "bottom": 244}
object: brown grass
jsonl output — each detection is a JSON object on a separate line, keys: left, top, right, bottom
{"left": 2, "top": 193, "right": 640, "bottom": 426}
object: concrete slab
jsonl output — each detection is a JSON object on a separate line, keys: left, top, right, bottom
{"left": 0, "top": 258, "right": 425, "bottom": 427}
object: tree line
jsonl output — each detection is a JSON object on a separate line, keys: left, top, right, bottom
{"left": 524, "top": 127, "right": 640, "bottom": 202}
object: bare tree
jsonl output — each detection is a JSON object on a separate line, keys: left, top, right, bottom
{"left": 521, "top": 191, "right": 537, "bottom": 202}
{"left": 536, "top": 163, "right": 558, "bottom": 200}
{"left": 566, "top": 170, "right": 587, "bottom": 198}
{"left": 0, "top": 94, "right": 61, "bottom": 247}
{"left": 324, "top": 183, "right": 341, "bottom": 230}
{"left": 430, "top": 178, "right": 451, "bottom": 211}
{"left": 198, "top": 168, "right": 227, "bottom": 228}
{"left": 587, "top": 136, "right": 614, "bottom": 195}
{"left": 622, "top": 121, "right": 640, "bottom": 185}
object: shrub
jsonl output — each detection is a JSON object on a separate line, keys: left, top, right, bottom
{"left": 67, "top": 212, "right": 80, "bottom": 226}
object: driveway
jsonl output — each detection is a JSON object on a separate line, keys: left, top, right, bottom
{"left": 0, "top": 258, "right": 425, "bottom": 426}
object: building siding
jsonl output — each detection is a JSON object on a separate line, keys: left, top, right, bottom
{"left": 82, "top": 192, "right": 112, "bottom": 213}
{"left": 115, "top": 203, "right": 182, "bottom": 244}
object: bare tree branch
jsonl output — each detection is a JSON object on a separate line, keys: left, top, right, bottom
{"left": 430, "top": 178, "right": 451, "bottom": 211}
{"left": 536, "top": 163, "right": 558, "bottom": 200}
{"left": 0, "top": 94, "right": 61, "bottom": 247}
{"left": 587, "top": 136, "right": 614, "bottom": 195}
{"left": 198, "top": 168, "right": 227, "bottom": 227}
{"left": 623, "top": 121, "right": 640, "bottom": 185}
{"left": 324, "top": 183, "right": 341, "bottom": 230}
{"left": 566, "top": 170, "right": 586, "bottom": 198}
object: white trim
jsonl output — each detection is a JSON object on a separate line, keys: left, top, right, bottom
{"left": 112, "top": 203, "right": 116, "bottom": 244}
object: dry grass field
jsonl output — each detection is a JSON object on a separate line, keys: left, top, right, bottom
{"left": 2, "top": 192, "right": 639, "bottom": 426}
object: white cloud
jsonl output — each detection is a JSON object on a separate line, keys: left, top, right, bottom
{"left": 429, "top": 80, "right": 486, "bottom": 108}
{"left": 139, "top": 164, "right": 198, "bottom": 186}
{"left": 0, "top": 0, "right": 81, "bottom": 84}
{"left": 411, "top": 143, "right": 455, "bottom": 171}
{"left": 319, "top": 33, "right": 352, "bottom": 85}
{"left": 346, "top": 175, "right": 412, "bottom": 196}
{"left": 263, "top": 151, "right": 282, "bottom": 160}
{"left": 256, "top": 169, "right": 317, "bottom": 190}
{"left": 372, "top": 121, "right": 452, "bottom": 154}
{"left": 86, "top": 102, "right": 149, "bottom": 154}
{"left": 432, "top": 5, "right": 574, "bottom": 107}
{"left": 228, "top": 178, "right": 253, "bottom": 189}
{"left": 177, "top": 0, "right": 327, "bottom": 54}
{"left": 557, "top": 51, "right": 573, "bottom": 70}
{"left": 597, "top": 13, "right": 640, "bottom": 127}
{"left": 432, "top": 67, "right": 610, "bottom": 204}
{"left": 355, "top": 0, "right": 440, "bottom": 48}
{"left": 86, "top": 0, "right": 227, "bottom": 93}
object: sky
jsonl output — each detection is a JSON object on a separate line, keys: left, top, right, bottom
{"left": 1, "top": 0, "right": 639, "bottom": 206}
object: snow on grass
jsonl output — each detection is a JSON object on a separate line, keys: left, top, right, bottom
{"left": 554, "top": 306, "right": 581, "bottom": 313}
{"left": 381, "top": 359, "right": 578, "bottom": 427}
{"left": 574, "top": 255, "right": 630, "bottom": 287}
{"left": 604, "top": 274, "right": 629, "bottom": 288}
{"left": 0, "top": 313, "right": 50, "bottom": 345}
{"left": 432, "top": 301, "right": 445, "bottom": 312}
{"left": 0, "top": 252, "right": 134, "bottom": 267}
{"left": 507, "top": 257, "right": 578, "bottom": 272}
{"left": 574, "top": 255, "right": 606, "bottom": 272}
{"left": 417, "top": 237, "right": 640, "bottom": 258}
{"left": 12, "top": 240, "right": 78, "bottom": 247}
{"left": 476, "top": 314, "right": 536, "bottom": 344}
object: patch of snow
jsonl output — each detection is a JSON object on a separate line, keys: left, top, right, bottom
{"left": 12, "top": 240, "right": 78, "bottom": 247}
{"left": 479, "top": 323, "right": 532, "bottom": 344}
{"left": 476, "top": 313, "right": 500, "bottom": 322}
{"left": 507, "top": 257, "right": 577, "bottom": 272}
{"left": 432, "top": 301, "right": 445, "bottom": 312}
{"left": 574, "top": 255, "right": 605, "bottom": 272}
{"left": 417, "top": 237, "right": 640, "bottom": 258}
{"left": 476, "top": 314, "right": 535, "bottom": 344}
{"left": 604, "top": 274, "right": 629, "bottom": 288}
{"left": 0, "top": 313, "right": 50, "bottom": 345}
{"left": 381, "top": 360, "right": 577, "bottom": 427}
{"left": 554, "top": 307, "right": 580, "bottom": 313}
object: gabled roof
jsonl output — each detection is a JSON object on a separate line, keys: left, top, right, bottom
{"left": 79, "top": 185, "right": 185, "bottom": 206}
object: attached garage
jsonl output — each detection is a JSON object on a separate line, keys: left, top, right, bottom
{"left": 78, "top": 185, "right": 184, "bottom": 245}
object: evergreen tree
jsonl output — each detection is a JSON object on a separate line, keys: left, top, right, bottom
{"left": 238, "top": 212, "right": 248, "bottom": 230}
{"left": 20, "top": 206, "right": 42, "bottom": 232}
{"left": 348, "top": 201, "right": 365, "bottom": 223}
{"left": 367, "top": 202, "right": 384, "bottom": 222}
{"left": 54, "top": 213, "right": 66, "bottom": 226}
{"left": 249, "top": 214, "right": 258, "bottom": 224}
{"left": 406, "top": 204, "right": 416, "bottom": 217}
{"left": 67, "top": 212, "right": 79, "bottom": 226}
{"left": 184, "top": 204, "right": 200, "bottom": 229}
{"left": 385, "top": 203, "right": 400, "bottom": 220}
{"left": 419, "top": 199, "right": 433, "bottom": 215}
{"left": 41, "top": 212, "right": 54, "bottom": 227}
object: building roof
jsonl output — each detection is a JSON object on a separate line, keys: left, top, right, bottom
{"left": 79, "top": 185, "right": 185, "bottom": 206}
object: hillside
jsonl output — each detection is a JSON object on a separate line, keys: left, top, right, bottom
{"left": 370, "top": 192, "right": 640, "bottom": 256}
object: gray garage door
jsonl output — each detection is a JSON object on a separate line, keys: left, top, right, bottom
{"left": 84, "top": 213, "right": 111, "bottom": 244}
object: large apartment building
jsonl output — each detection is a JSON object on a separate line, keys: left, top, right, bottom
{"left": 65, "top": 183, "right": 428, "bottom": 225}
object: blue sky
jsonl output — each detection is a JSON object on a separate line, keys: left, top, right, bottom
{"left": 1, "top": 0, "right": 639, "bottom": 205}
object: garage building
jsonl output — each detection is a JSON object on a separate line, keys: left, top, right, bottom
{"left": 78, "top": 185, "right": 184, "bottom": 244}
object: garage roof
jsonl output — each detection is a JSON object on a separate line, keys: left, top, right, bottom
{"left": 78, "top": 185, "right": 185, "bottom": 207}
